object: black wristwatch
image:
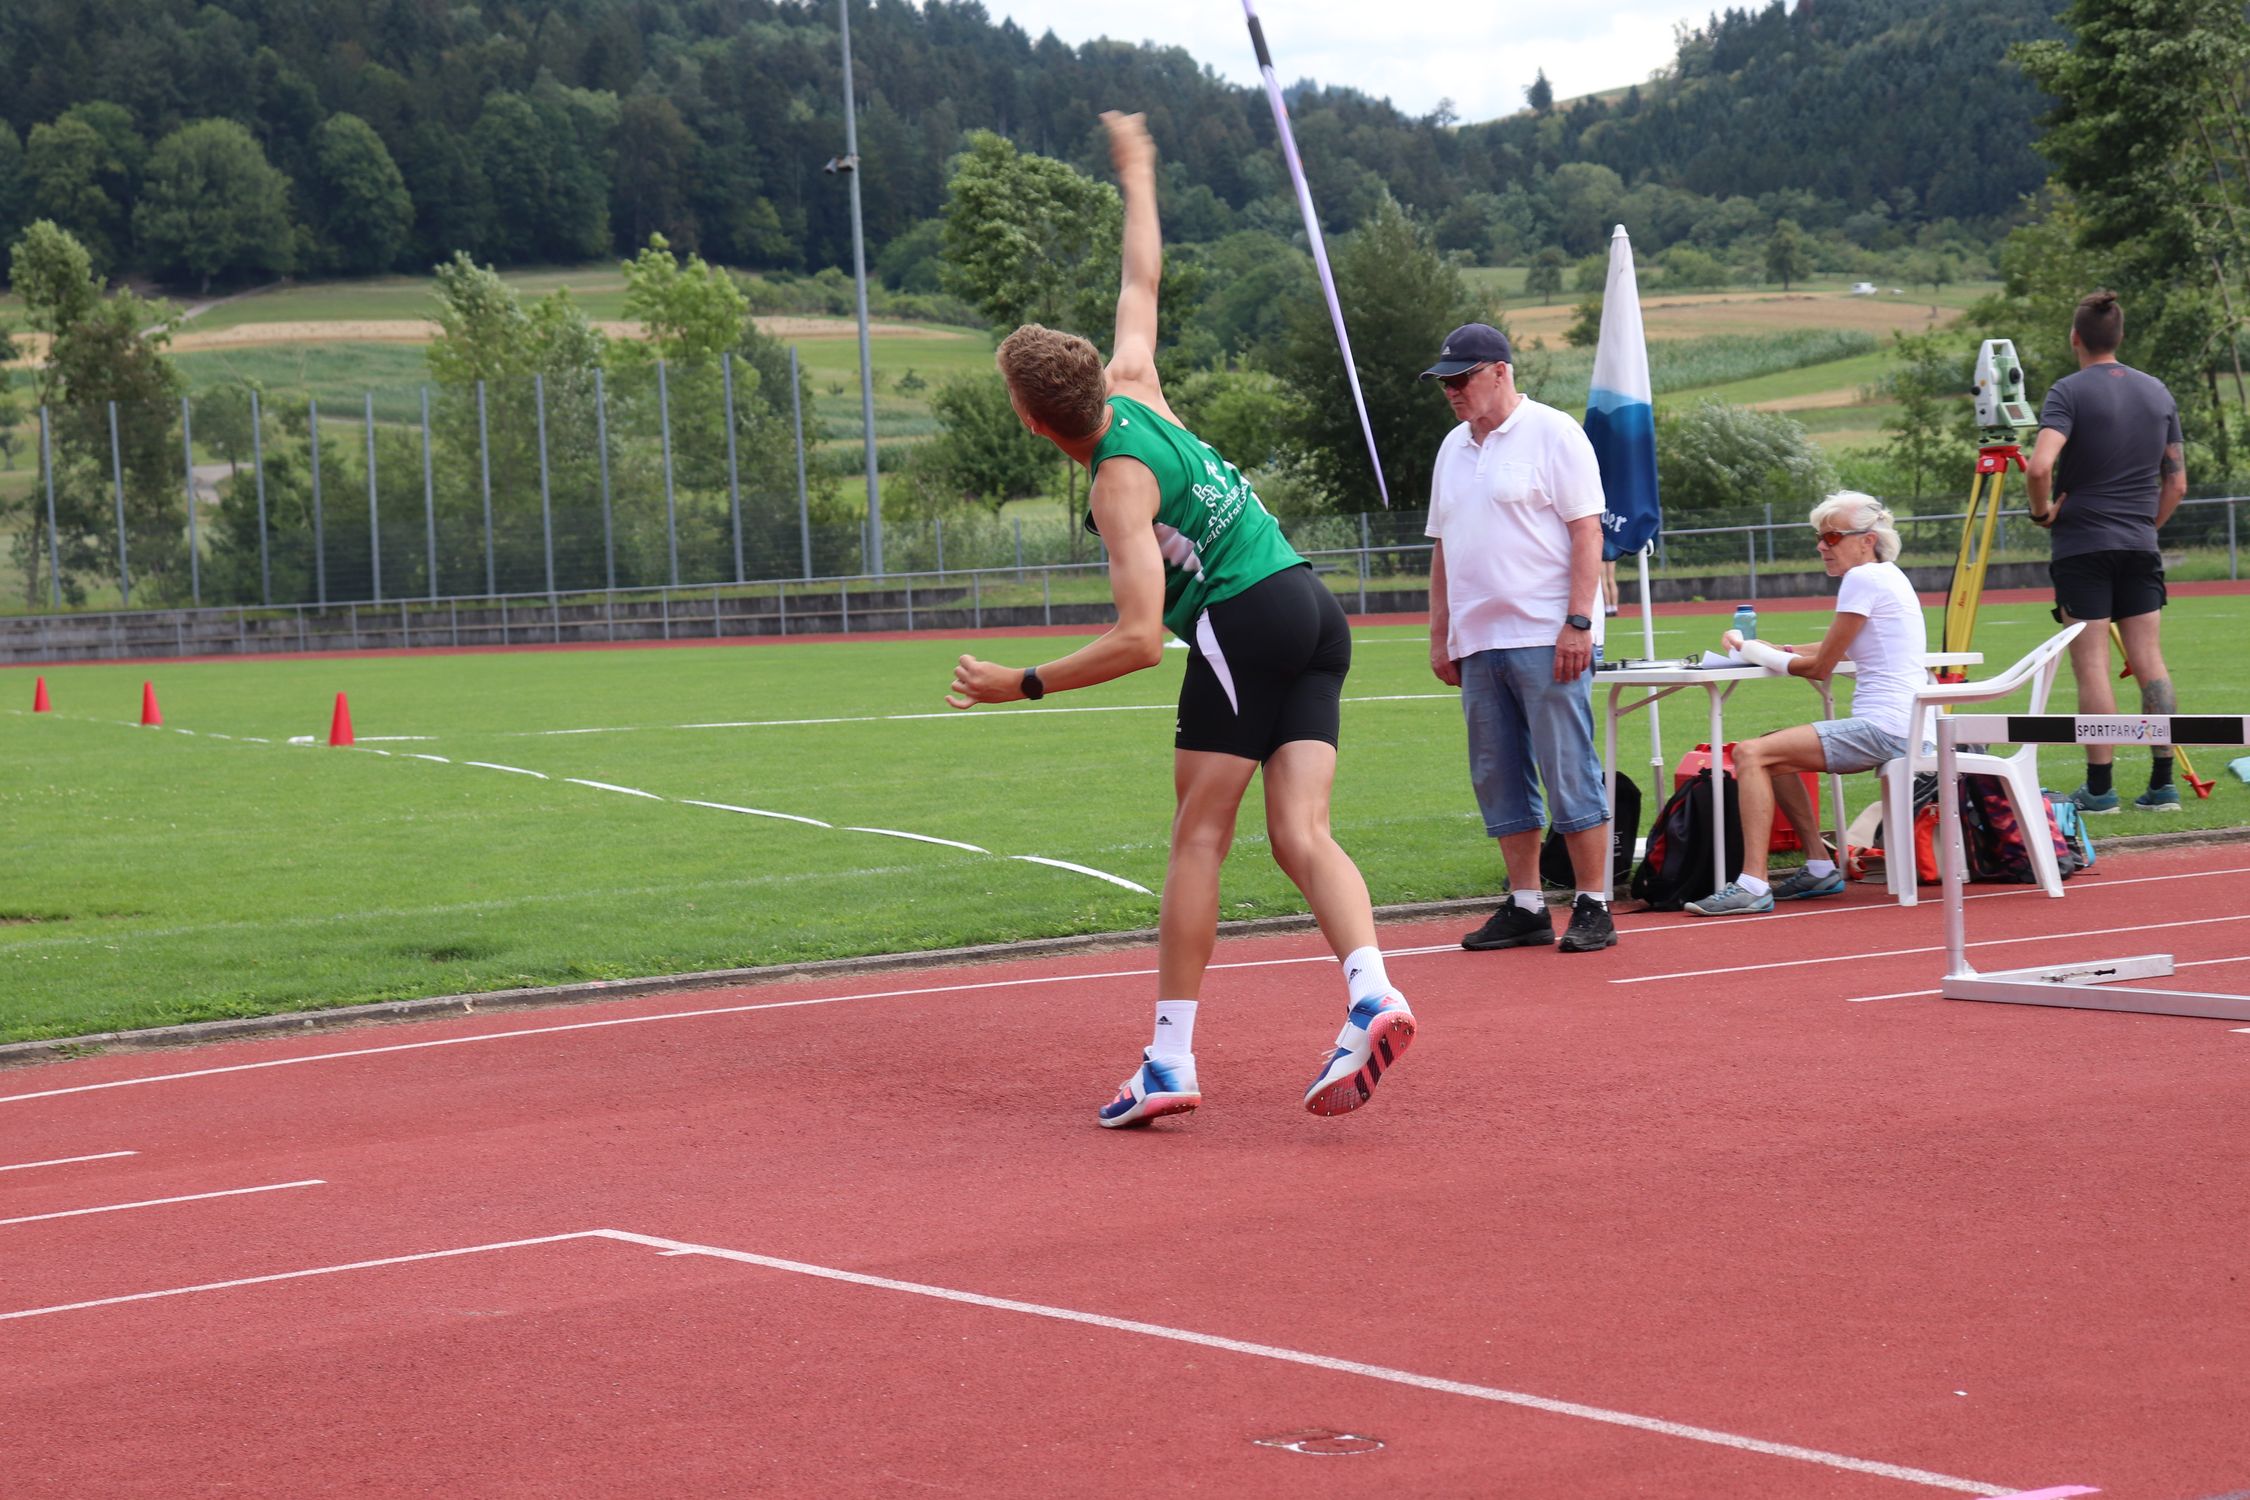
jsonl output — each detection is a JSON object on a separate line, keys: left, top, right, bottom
{"left": 1563, "top": 613, "right": 1593, "bottom": 632}
{"left": 1020, "top": 667, "right": 1046, "bottom": 701}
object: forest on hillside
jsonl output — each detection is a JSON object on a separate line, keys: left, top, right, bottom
{"left": 0, "top": 0, "right": 2060, "bottom": 289}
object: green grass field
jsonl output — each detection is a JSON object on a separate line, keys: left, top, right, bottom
{"left": 3, "top": 592, "right": 2243, "bottom": 1043}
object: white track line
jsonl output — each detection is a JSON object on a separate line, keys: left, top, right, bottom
{"left": 1846, "top": 954, "right": 2250, "bottom": 1005}
{"left": 0, "top": 945, "right": 1460, "bottom": 1106}
{"left": 0, "top": 1230, "right": 603, "bottom": 1322}
{"left": 599, "top": 1229, "right": 2011, "bottom": 1496}
{"left": 0, "top": 1179, "right": 323, "bottom": 1227}
{"left": 563, "top": 778, "right": 663, "bottom": 800}
{"left": 1632, "top": 865, "right": 2250, "bottom": 936}
{"left": 0, "top": 1224, "right": 2014, "bottom": 1493}
{"left": 1009, "top": 855, "right": 1154, "bottom": 894}
{"left": 1616, "top": 914, "right": 2250, "bottom": 986}
{"left": 462, "top": 761, "right": 546, "bottom": 778}
{"left": 0, "top": 1150, "right": 137, "bottom": 1173}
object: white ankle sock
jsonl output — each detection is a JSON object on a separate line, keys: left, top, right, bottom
{"left": 1804, "top": 859, "right": 1837, "bottom": 878}
{"left": 1575, "top": 890, "right": 1609, "bottom": 907}
{"left": 1342, "top": 945, "right": 1390, "bottom": 1002}
{"left": 1511, "top": 890, "right": 1543, "bottom": 913}
{"left": 1738, "top": 873, "right": 1771, "bottom": 897}
{"left": 1151, "top": 1000, "right": 1196, "bottom": 1059}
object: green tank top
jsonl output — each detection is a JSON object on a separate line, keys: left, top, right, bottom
{"left": 1088, "top": 394, "right": 1304, "bottom": 638}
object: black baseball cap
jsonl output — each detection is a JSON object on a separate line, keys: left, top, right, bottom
{"left": 1419, "top": 323, "right": 1512, "bottom": 379}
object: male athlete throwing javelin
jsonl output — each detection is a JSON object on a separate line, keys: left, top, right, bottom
{"left": 945, "top": 111, "right": 1414, "bottom": 1128}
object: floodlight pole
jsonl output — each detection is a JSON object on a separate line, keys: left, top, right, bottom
{"left": 835, "top": 0, "right": 884, "bottom": 575}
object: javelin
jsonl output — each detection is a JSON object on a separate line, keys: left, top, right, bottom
{"left": 1241, "top": 0, "right": 1390, "bottom": 507}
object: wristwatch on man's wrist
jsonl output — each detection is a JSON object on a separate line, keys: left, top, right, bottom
{"left": 1563, "top": 613, "right": 1593, "bottom": 632}
{"left": 1020, "top": 667, "right": 1046, "bottom": 701}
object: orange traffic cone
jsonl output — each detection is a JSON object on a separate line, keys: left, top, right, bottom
{"left": 328, "top": 692, "right": 354, "bottom": 748}
{"left": 32, "top": 676, "right": 50, "bottom": 713}
{"left": 140, "top": 681, "right": 162, "bottom": 727}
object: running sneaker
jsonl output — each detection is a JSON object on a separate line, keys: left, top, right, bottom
{"left": 1096, "top": 1050, "right": 1200, "bottom": 1129}
{"left": 1770, "top": 867, "right": 1847, "bottom": 901}
{"left": 1557, "top": 894, "right": 1617, "bottom": 952}
{"left": 1462, "top": 901, "right": 1554, "bottom": 951}
{"left": 2066, "top": 786, "right": 2121, "bottom": 816}
{"left": 1304, "top": 992, "right": 1417, "bottom": 1117}
{"left": 2134, "top": 785, "right": 2182, "bottom": 812}
{"left": 1684, "top": 881, "right": 1775, "bottom": 917}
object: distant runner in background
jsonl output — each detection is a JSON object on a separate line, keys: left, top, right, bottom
{"left": 945, "top": 110, "right": 1416, "bottom": 1129}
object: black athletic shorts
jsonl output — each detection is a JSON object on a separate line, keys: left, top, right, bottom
{"left": 1176, "top": 563, "right": 1351, "bottom": 761}
{"left": 2050, "top": 548, "right": 2167, "bottom": 623}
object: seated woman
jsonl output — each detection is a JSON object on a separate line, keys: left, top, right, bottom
{"left": 1686, "top": 492, "right": 1926, "bottom": 916}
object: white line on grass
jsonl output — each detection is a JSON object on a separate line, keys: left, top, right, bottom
{"left": 844, "top": 827, "right": 990, "bottom": 854}
{"left": 678, "top": 800, "right": 831, "bottom": 828}
{"left": 461, "top": 761, "right": 545, "bottom": 777}
{"left": 0, "top": 945, "right": 1461, "bottom": 1105}
{"left": 0, "top": 1223, "right": 2016, "bottom": 1494}
{"left": 1615, "top": 914, "right": 2250, "bottom": 985}
{"left": 1009, "top": 856, "right": 1153, "bottom": 893}
{"left": 0, "top": 1151, "right": 138, "bottom": 1173}
{"left": 563, "top": 778, "right": 664, "bottom": 800}
{"left": 0, "top": 1179, "right": 324, "bottom": 1227}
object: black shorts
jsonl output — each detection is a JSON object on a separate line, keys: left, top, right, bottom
{"left": 1176, "top": 564, "right": 1351, "bottom": 761}
{"left": 2050, "top": 549, "right": 2167, "bottom": 623}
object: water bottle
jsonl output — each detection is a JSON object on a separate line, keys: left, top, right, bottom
{"left": 1733, "top": 604, "right": 1758, "bottom": 641}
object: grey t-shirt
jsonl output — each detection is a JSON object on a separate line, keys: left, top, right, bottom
{"left": 2037, "top": 362, "right": 2182, "bottom": 560}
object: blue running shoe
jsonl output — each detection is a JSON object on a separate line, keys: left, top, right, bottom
{"left": 1303, "top": 992, "right": 1417, "bottom": 1117}
{"left": 1770, "top": 867, "right": 1846, "bottom": 901}
{"left": 1097, "top": 1050, "right": 1200, "bottom": 1129}
{"left": 2134, "top": 785, "right": 2181, "bottom": 812}
{"left": 1684, "top": 880, "right": 1775, "bottom": 916}
{"left": 2067, "top": 786, "right": 2121, "bottom": 816}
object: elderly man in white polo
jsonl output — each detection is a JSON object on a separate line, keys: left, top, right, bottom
{"left": 1421, "top": 322, "right": 1616, "bottom": 955}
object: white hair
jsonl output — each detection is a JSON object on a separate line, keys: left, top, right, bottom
{"left": 1808, "top": 490, "right": 1901, "bottom": 564}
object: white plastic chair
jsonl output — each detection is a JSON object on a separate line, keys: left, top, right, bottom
{"left": 1879, "top": 622, "right": 2086, "bottom": 906}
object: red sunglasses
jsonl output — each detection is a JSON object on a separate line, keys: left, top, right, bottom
{"left": 1816, "top": 527, "right": 1873, "bottom": 547}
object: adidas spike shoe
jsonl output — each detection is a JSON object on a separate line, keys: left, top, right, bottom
{"left": 1303, "top": 992, "right": 1417, "bottom": 1118}
{"left": 1097, "top": 1050, "right": 1200, "bottom": 1129}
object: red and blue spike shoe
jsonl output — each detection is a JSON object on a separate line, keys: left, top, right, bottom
{"left": 1303, "top": 991, "right": 1416, "bottom": 1117}
{"left": 1097, "top": 1050, "right": 1201, "bottom": 1129}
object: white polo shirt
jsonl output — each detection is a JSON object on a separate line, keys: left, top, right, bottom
{"left": 1833, "top": 559, "right": 1927, "bottom": 739}
{"left": 1424, "top": 397, "right": 1607, "bottom": 659}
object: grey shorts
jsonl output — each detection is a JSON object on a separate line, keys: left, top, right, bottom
{"left": 1813, "top": 716, "right": 1909, "bottom": 774}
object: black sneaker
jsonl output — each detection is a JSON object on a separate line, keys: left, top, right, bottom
{"left": 1558, "top": 895, "right": 1618, "bottom": 953}
{"left": 1462, "top": 901, "right": 1554, "bottom": 951}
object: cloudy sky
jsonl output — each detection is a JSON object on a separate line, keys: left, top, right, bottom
{"left": 980, "top": 0, "right": 1710, "bottom": 125}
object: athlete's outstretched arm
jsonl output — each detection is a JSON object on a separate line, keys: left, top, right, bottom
{"left": 1102, "top": 110, "right": 1162, "bottom": 394}
{"left": 945, "top": 459, "right": 1167, "bottom": 707}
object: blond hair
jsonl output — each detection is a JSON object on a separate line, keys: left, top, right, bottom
{"left": 995, "top": 324, "right": 1107, "bottom": 439}
{"left": 1809, "top": 491, "right": 1901, "bottom": 564}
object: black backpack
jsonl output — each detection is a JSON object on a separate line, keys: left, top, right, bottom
{"left": 1541, "top": 773, "right": 1644, "bottom": 890}
{"left": 1629, "top": 768, "right": 1745, "bottom": 910}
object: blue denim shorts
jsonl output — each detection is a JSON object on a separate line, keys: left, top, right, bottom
{"left": 1813, "top": 716, "right": 1909, "bottom": 774}
{"left": 1458, "top": 647, "right": 1609, "bottom": 838}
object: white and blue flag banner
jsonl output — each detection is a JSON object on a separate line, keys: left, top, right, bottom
{"left": 1584, "top": 225, "right": 1660, "bottom": 560}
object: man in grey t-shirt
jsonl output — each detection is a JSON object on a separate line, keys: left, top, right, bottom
{"left": 2025, "top": 289, "right": 2189, "bottom": 813}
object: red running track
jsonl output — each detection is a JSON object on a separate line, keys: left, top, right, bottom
{"left": 4, "top": 841, "right": 2249, "bottom": 1498}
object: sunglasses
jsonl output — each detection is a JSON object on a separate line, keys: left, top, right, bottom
{"left": 1816, "top": 527, "right": 1873, "bottom": 547}
{"left": 1438, "top": 364, "right": 1489, "bottom": 391}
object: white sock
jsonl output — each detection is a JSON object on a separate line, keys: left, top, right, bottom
{"left": 1342, "top": 945, "right": 1390, "bottom": 1002}
{"left": 1575, "top": 890, "right": 1609, "bottom": 907}
{"left": 1804, "top": 859, "right": 1837, "bottom": 878}
{"left": 1511, "top": 890, "right": 1543, "bottom": 913}
{"left": 1151, "top": 1000, "right": 1196, "bottom": 1059}
{"left": 1738, "top": 873, "right": 1771, "bottom": 897}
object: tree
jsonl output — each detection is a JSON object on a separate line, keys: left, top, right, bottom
{"left": 1656, "top": 400, "right": 1835, "bottom": 523}
{"left": 917, "top": 374, "right": 1055, "bottom": 504}
{"left": 8, "top": 221, "right": 186, "bottom": 605}
{"left": 24, "top": 116, "right": 130, "bottom": 271}
{"left": 305, "top": 114, "right": 412, "bottom": 274}
{"left": 0, "top": 124, "right": 26, "bottom": 271}
{"left": 1563, "top": 294, "right": 1603, "bottom": 350}
{"left": 132, "top": 120, "right": 295, "bottom": 292}
{"left": 1660, "top": 245, "right": 1729, "bottom": 290}
{"left": 1275, "top": 194, "right": 1492, "bottom": 512}
{"left": 1526, "top": 69, "right": 1555, "bottom": 115}
{"left": 1882, "top": 330, "right": 1976, "bottom": 502}
{"left": 470, "top": 94, "right": 553, "bottom": 264}
{"left": 612, "top": 94, "right": 699, "bottom": 250}
{"left": 1526, "top": 246, "right": 1568, "bottom": 305}
{"left": 939, "top": 131, "right": 1120, "bottom": 335}
{"left": 1764, "top": 218, "right": 1811, "bottom": 291}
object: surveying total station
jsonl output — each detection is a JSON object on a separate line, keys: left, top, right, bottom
{"left": 1938, "top": 339, "right": 2035, "bottom": 682}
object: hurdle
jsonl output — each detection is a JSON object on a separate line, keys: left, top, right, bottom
{"left": 1939, "top": 713, "right": 2250, "bottom": 1021}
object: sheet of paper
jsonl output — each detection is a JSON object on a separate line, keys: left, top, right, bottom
{"left": 1696, "top": 649, "right": 1748, "bottom": 667}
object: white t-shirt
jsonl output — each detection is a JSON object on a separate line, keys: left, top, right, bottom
{"left": 1834, "top": 560, "right": 1928, "bottom": 739}
{"left": 1424, "top": 398, "right": 1607, "bottom": 658}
